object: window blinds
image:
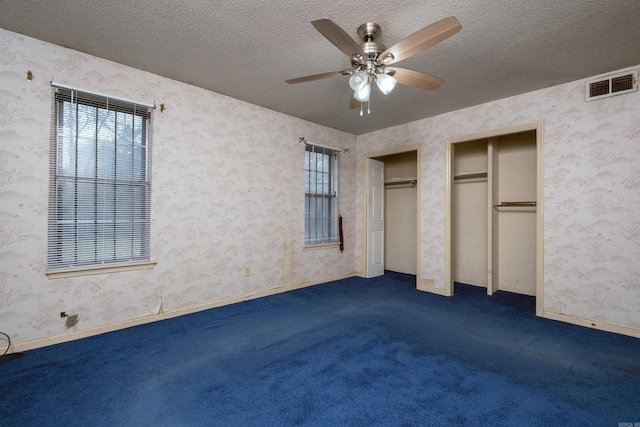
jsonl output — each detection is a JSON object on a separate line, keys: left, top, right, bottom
{"left": 304, "top": 143, "right": 339, "bottom": 245}
{"left": 47, "top": 85, "right": 153, "bottom": 270}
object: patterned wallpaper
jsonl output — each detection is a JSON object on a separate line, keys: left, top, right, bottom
{"left": 0, "top": 29, "right": 357, "bottom": 346}
{"left": 355, "top": 67, "right": 640, "bottom": 332}
{"left": 1, "top": 27, "right": 639, "bottom": 347}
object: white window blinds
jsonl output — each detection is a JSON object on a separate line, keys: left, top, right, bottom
{"left": 304, "top": 143, "right": 339, "bottom": 245}
{"left": 47, "top": 85, "right": 153, "bottom": 270}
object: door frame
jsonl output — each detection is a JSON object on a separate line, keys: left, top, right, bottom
{"left": 445, "top": 122, "right": 544, "bottom": 316}
{"left": 363, "top": 144, "right": 421, "bottom": 284}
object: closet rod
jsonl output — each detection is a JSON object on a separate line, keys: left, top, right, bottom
{"left": 493, "top": 201, "right": 536, "bottom": 208}
{"left": 385, "top": 183, "right": 416, "bottom": 189}
{"left": 385, "top": 179, "right": 417, "bottom": 186}
{"left": 453, "top": 172, "right": 488, "bottom": 180}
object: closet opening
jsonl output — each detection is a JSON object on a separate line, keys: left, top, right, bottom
{"left": 364, "top": 146, "right": 420, "bottom": 285}
{"left": 445, "top": 123, "right": 543, "bottom": 316}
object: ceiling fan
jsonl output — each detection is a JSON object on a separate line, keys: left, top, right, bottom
{"left": 286, "top": 17, "right": 461, "bottom": 114}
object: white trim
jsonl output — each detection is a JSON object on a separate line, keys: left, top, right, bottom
{"left": 444, "top": 122, "right": 544, "bottom": 314}
{"left": 444, "top": 138, "right": 454, "bottom": 297}
{"left": 302, "top": 242, "right": 341, "bottom": 251}
{"left": 12, "top": 271, "right": 360, "bottom": 353}
{"left": 417, "top": 278, "right": 449, "bottom": 296}
{"left": 51, "top": 81, "right": 155, "bottom": 109}
{"left": 543, "top": 311, "right": 640, "bottom": 339}
{"left": 46, "top": 260, "right": 157, "bottom": 279}
{"left": 304, "top": 141, "right": 342, "bottom": 152}
{"left": 362, "top": 144, "right": 421, "bottom": 284}
{"left": 535, "top": 123, "right": 545, "bottom": 316}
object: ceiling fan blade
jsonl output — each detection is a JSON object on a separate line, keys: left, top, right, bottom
{"left": 387, "top": 67, "right": 444, "bottom": 90}
{"left": 286, "top": 70, "right": 350, "bottom": 84}
{"left": 380, "top": 16, "right": 461, "bottom": 65}
{"left": 312, "top": 19, "right": 365, "bottom": 58}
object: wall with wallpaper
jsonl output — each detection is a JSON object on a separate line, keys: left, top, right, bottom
{"left": 355, "top": 65, "right": 640, "bottom": 333}
{"left": 2, "top": 25, "right": 639, "bottom": 346}
{"left": 0, "top": 29, "right": 357, "bottom": 347}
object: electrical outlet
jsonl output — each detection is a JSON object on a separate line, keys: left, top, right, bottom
{"left": 244, "top": 266, "right": 251, "bottom": 277}
{"left": 61, "top": 311, "right": 78, "bottom": 328}
{"left": 65, "top": 314, "right": 79, "bottom": 328}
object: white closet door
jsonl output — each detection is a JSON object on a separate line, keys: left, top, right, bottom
{"left": 367, "top": 159, "right": 385, "bottom": 278}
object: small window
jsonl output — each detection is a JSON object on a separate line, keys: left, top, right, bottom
{"left": 47, "top": 86, "right": 153, "bottom": 271}
{"left": 304, "top": 143, "right": 339, "bottom": 245}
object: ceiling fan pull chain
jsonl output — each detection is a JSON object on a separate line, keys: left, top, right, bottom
{"left": 368, "top": 97, "right": 371, "bottom": 115}
{"left": 360, "top": 102, "right": 363, "bottom": 116}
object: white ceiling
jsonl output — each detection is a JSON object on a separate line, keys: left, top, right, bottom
{"left": 2, "top": 0, "right": 640, "bottom": 135}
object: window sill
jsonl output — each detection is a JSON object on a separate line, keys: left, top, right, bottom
{"left": 303, "top": 242, "right": 341, "bottom": 251}
{"left": 46, "top": 260, "right": 157, "bottom": 279}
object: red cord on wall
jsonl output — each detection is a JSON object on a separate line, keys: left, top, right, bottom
{"left": 339, "top": 214, "right": 344, "bottom": 253}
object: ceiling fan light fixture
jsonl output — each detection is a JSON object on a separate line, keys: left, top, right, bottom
{"left": 288, "top": 17, "right": 461, "bottom": 116}
{"left": 349, "top": 70, "right": 368, "bottom": 91}
{"left": 381, "top": 53, "right": 395, "bottom": 64}
{"left": 352, "top": 54, "right": 365, "bottom": 65}
{"left": 354, "top": 83, "right": 371, "bottom": 102}
{"left": 376, "top": 73, "right": 397, "bottom": 95}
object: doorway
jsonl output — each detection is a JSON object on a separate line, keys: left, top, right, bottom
{"left": 365, "top": 146, "right": 420, "bottom": 283}
{"left": 445, "top": 123, "right": 544, "bottom": 315}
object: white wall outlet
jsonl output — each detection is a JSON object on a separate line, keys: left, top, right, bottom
{"left": 64, "top": 314, "right": 78, "bottom": 328}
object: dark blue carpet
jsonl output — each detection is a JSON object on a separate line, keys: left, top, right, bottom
{"left": 2, "top": 272, "right": 639, "bottom": 426}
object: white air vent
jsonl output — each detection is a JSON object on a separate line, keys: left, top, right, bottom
{"left": 585, "top": 69, "right": 638, "bottom": 101}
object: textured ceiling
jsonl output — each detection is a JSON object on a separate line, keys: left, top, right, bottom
{"left": 1, "top": 0, "right": 640, "bottom": 135}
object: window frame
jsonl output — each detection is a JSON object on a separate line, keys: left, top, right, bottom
{"left": 46, "top": 84, "right": 155, "bottom": 277}
{"left": 304, "top": 143, "right": 339, "bottom": 247}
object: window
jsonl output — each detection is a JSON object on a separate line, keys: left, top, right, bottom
{"left": 47, "top": 86, "right": 153, "bottom": 271}
{"left": 304, "top": 143, "right": 339, "bottom": 245}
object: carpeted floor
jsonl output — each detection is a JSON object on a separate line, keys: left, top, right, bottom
{"left": 2, "top": 271, "right": 639, "bottom": 426}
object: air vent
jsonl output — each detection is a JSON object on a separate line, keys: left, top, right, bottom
{"left": 586, "top": 69, "right": 638, "bottom": 101}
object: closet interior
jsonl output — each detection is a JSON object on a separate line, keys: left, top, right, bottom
{"left": 374, "top": 151, "right": 418, "bottom": 275}
{"left": 452, "top": 130, "right": 537, "bottom": 296}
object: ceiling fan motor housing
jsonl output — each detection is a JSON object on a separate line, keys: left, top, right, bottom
{"left": 357, "top": 23, "right": 386, "bottom": 57}
{"left": 357, "top": 23, "right": 381, "bottom": 42}
{"left": 354, "top": 22, "right": 388, "bottom": 77}
{"left": 362, "top": 41, "right": 385, "bottom": 57}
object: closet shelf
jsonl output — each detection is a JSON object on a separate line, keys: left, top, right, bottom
{"left": 454, "top": 172, "right": 488, "bottom": 180}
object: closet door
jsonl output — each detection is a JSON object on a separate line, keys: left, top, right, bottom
{"left": 367, "top": 159, "right": 385, "bottom": 278}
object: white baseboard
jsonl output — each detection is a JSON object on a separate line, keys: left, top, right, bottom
{"left": 12, "top": 271, "right": 360, "bottom": 353}
{"left": 417, "top": 278, "right": 451, "bottom": 296}
{"left": 415, "top": 284, "right": 640, "bottom": 339}
{"left": 15, "top": 274, "right": 637, "bottom": 353}
{"left": 542, "top": 311, "right": 640, "bottom": 339}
